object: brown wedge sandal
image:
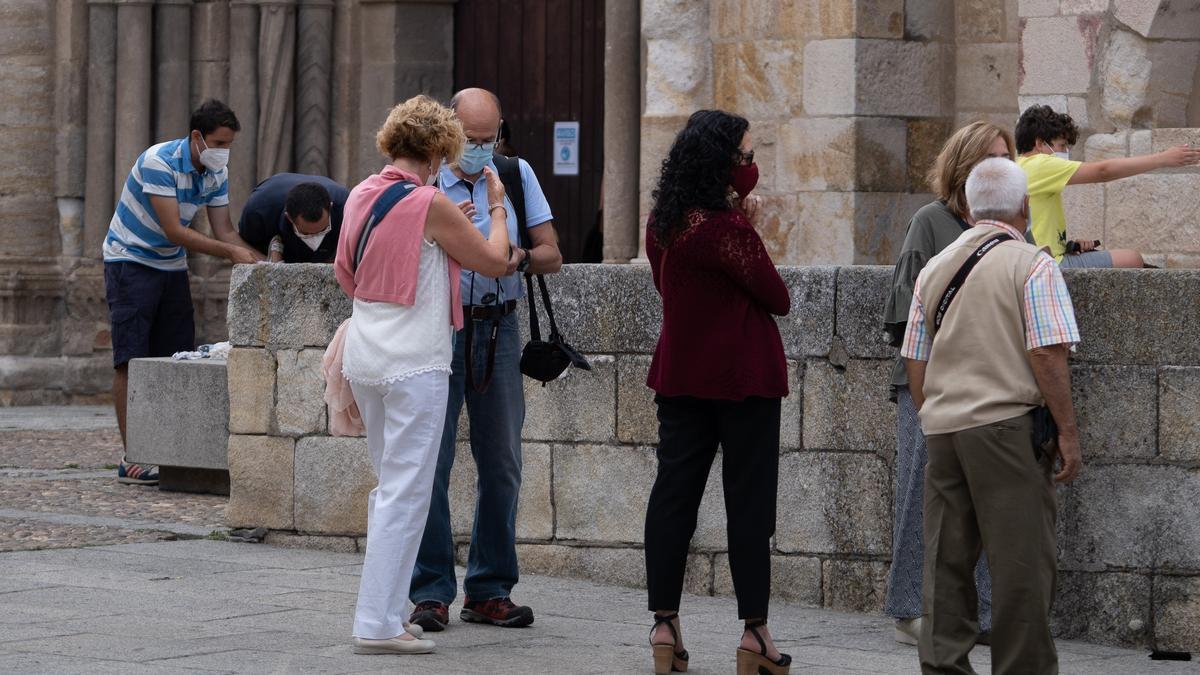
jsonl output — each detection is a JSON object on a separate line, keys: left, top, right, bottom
{"left": 736, "top": 619, "right": 791, "bottom": 675}
{"left": 649, "top": 612, "right": 689, "bottom": 674}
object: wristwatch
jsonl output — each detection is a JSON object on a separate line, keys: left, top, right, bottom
{"left": 516, "top": 247, "right": 532, "bottom": 273}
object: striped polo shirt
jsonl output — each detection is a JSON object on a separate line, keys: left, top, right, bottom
{"left": 102, "top": 138, "right": 230, "bottom": 271}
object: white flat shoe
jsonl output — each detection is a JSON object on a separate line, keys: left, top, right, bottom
{"left": 352, "top": 634, "right": 436, "bottom": 655}
{"left": 894, "top": 617, "right": 922, "bottom": 646}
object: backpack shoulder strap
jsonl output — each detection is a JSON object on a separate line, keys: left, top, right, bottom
{"left": 353, "top": 180, "right": 417, "bottom": 272}
{"left": 492, "top": 153, "right": 529, "bottom": 248}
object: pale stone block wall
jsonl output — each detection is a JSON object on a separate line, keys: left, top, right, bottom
{"left": 225, "top": 263, "right": 1200, "bottom": 652}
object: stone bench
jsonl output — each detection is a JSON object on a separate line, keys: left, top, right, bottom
{"left": 125, "top": 357, "right": 230, "bottom": 494}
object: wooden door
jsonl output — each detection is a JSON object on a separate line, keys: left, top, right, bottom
{"left": 453, "top": 0, "right": 605, "bottom": 263}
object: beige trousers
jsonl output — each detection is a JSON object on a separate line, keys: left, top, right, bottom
{"left": 920, "top": 414, "right": 1059, "bottom": 675}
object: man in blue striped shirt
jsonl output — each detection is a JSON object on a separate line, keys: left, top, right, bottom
{"left": 103, "top": 99, "right": 263, "bottom": 485}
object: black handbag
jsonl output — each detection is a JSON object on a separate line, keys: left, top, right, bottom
{"left": 520, "top": 272, "right": 591, "bottom": 384}
{"left": 491, "top": 152, "right": 591, "bottom": 384}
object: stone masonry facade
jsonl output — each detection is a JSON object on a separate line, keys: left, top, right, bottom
{"left": 225, "top": 262, "right": 1200, "bottom": 653}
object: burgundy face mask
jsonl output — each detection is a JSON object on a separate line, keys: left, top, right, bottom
{"left": 730, "top": 162, "right": 759, "bottom": 198}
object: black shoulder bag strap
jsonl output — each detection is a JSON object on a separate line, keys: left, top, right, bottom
{"left": 352, "top": 180, "right": 418, "bottom": 272}
{"left": 931, "top": 234, "right": 1013, "bottom": 333}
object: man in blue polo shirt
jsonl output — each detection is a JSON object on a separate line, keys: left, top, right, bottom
{"left": 238, "top": 173, "right": 350, "bottom": 263}
{"left": 103, "top": 99, "right": 263, "bottom": 485}
{"left": 409, "top": 88, "right": 562, "bottom": 632}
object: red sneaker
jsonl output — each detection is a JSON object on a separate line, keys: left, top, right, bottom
{"left": 409, "top": 600, "right": 449, "bottom": 632}
{"left": 460, "top": 596, "right": 534, "bottom": 628}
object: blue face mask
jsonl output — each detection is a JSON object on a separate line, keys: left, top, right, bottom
{"left": 458, "top": 142, "right": 495, "bottom": 175}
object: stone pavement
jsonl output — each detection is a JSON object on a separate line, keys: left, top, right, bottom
{"left": 0, "top": 406, "right": 226, "bottom": 552}
{"left": 0, "top": 540, "right": 1194, "bottom": 675}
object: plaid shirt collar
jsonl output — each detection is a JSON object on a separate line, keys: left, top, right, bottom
{"left": 973, "top": 219, "right": 1026, "bottom": 242}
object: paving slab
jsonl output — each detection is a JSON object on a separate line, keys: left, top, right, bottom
{"left": 0, "top": 540, "right": 1183, "bottom": 675}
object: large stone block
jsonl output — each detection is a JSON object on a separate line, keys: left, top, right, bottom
{"left": 1052, "top": 571, "right": 1151, "bottom": 648}
{"left": 777, "top": 267, "right": 837, "bottom": 358}
{"left": 1150, "top": 128, "right": 1200, "bottom": 174}
{"left": 1099, "top": 28, "right": 1152, "bottom": 126}
{"left": 227, "top": 348, "right": 275, "bottom": 435}
{"left": 449, "top": 442, "right": 554, "bottom": 542}
{"left": 956, "top": 0, "right": 1007, "bottom": 42}
{"left": 955, "top": 43, "right": 1020, "bottom": 112}
{"left": 226, "top": 263, "right": 351, "bottom": 348}
{"left": 1114, "top": 0, "right": 1200, "bottom": 39}
{"left": 855, "top": 0, "right": 905, "bottom": 38}
{"left": 642, "top": 0, "right": 708, "bottom": 39}
{"left": 293, "top": 436, "right": 373, "bottom": 535}
{"left": 645, "top": 39, "right": 713, "bottom": 117}
{"left": 834, "top": 266, "right": 892, "bottom": 360}
{"left": 126, "top": 358, "right": 229, "bottom": 471}
{"left": 1018, "top": 0, "right": 1060, "bottom": 17}
{"left": 776, "top": 451, "right": 892, "bottom": 555}
{"left": 1107, "top": 177, "right": 1200, "bottom": 254}
{"left": 822, "top": 559, "right": 889, "bottom": 612}
{"left": 536, "top": 265, "right": 661, "bottom": 355}
{"left": 802, "top": 359, "right": 896, "bottom": 453}
{"left": 1159, "top": 367, "right": 1200, "bottom": 462}
{"left": 1061, "top": 182, "right": 1105, "bottom": 243}
{"left": 1070, "top": 365, "right": 1157, "bottom": 461}
{"left": 855, "top": 40, "right": 944, "bottom": 117}
{"left": 856, "top": 118, "right": 909, "bottom": 192}
{"left": 906, "top": 119, "right": 950, "bottom": 194}
{"left": 852, "top": 192, "right": 934, "bottom": 264}
{"left": 1019, "top": 16, "right": 1095, "bottom": 95}
{"left": 226, "top": 434, "right": 295, "bottom": 530}
{"left": 273, "top": 349, "right": 327, "bottom": 437}
{"left": 906, "top": 0, "right": 954, "bottom": 40}
{"left": 1063, "top": 269, "right": 1200, "bottom": 365}
{"left": 523, "top": 355, "right": 615, "bottom": 443}
{"left": 803, "top": 40, "right": 856, "bottom": 115}
{"left": 713, "top": 553, "right": 822, "bottom": 606}
{"left": 778, "top": 117, "right": 856, "bottom": 192}
{"left": 616, "top": 355, "right": 657, "bottom": 445}
{"left": 1154, "top": 575, "right": 1200, "bottom": 652}
{"left": 554, "top": 445, "right": 656, "bottom": 544}
{"left": 714, "top": 41, "right": 803, "bottom": 119}
{"left": 515, "top": 543, "right": 711, "bottom": 596}
{"left": 1058, "top": 465, "right": 1200, "bottom": 570}
{"left": 759, "top": 194, "right": 855, "bottom": 265}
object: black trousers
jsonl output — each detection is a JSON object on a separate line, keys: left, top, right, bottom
{"left": 644, "top": 394, "right": 782, "bottom": 619}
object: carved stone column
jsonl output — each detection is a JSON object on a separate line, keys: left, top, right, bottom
{"left": 84, "top": 0, "right": 117, "bottom": 259}
{"left": 330, "top": 0, "right": 360, "bottom": 186}
{"left": 191, "top": 0, "right": 231, "bottom": 104}
{"left": 228, "top": 0, "right": 260, "bottom": 222}
{"left": 155, "top": 0, "right": 194, "bottom": 140}
{"left": 296, "top": 0, "right": 333, "bottom": 176}
{"left": 113, "top": 0, "right": 154, "bottom": 195}
{"left": 257, "top": 0, "right": 297, "bottom": 177}
{"left": 602, "top": 0, "right": 640, "bottom": 263}
{"left": 56, "top": 0, "right": 90, "bottom": 259}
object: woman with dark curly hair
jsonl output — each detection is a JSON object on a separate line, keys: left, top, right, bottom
{"left": 643, "top": 110, "right": 791, "bottom": 675}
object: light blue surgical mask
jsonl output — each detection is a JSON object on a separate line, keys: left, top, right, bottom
{"left": 457, "top": 142, "right": 495, "bottom": 175}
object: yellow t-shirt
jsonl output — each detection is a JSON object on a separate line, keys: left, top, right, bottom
{"left": 1017, "top": 153, "right": 1081, "bottom": 261}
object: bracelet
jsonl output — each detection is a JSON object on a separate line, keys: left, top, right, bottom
{"left": 489, "top": 203, "right": 504, "bottom": 212}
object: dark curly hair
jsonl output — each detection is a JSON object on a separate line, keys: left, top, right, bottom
{"left": 649, "top": 110, "right": 749, "bottom": 246}
{"left": 1015, "top": 105, "right": 1079, "bottom": 154}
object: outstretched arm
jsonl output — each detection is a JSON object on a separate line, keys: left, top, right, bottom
{"left": 1069, "top": 145, "right": 1200, "bottom": 185}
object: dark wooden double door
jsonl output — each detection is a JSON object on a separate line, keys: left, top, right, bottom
{"left": 454, "top": 0, "right": 605, "bottom": 263}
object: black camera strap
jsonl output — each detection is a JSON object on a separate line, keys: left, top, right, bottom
{"left": 931, "top": 234, "right": 1013, "bottom": 333}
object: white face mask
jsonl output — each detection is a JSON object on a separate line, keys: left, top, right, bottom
{"left": 293, "top": 223, "right": 330, "bottom": 251}
{"left": 195, "top": 135, "right": 230, "bottom": 172}
{"left": 1053, "top": 151, "right": 1070, "bottom": 161}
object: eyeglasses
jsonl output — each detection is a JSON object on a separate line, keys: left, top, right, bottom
{"left": 737, "top": 150, "right": 755, "bottom": 166}
{"left": 467, "top": 126, "right": 503, "bottom": 151}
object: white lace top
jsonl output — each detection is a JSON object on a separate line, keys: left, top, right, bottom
{"left": 342, "top": 238, "right": 454, "bottom": 385}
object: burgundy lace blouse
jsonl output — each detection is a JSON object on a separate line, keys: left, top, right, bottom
{"left": 646, "top": 208, "right": 790, "bottom": 400}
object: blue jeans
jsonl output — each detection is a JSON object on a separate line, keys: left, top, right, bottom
{"left": 410, "top": 312, "right": 525, "bottom": 604}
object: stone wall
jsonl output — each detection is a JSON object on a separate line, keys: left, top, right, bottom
{"left": 225, "top": 262, "right": 1200, "bottom": 652}
{"left": 638, "top": 1, "right": 1023, "bottom": 266}
{"left": 1018, "top": 0, "right": 1200, "bottom": 266}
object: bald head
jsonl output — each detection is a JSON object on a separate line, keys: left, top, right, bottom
{"left": 450, "top": 88, "right": 502, "bottom": 127}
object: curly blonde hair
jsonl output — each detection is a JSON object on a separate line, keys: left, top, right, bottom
{"left": 376, "top": 95, "right": 466, "bottom": 164}
{"left": 928, "top": 121, "right": 1017, "bottom": 219}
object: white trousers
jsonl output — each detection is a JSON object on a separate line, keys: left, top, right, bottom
{"left": 350, "top": 371, "right": 448, "bottom": 639}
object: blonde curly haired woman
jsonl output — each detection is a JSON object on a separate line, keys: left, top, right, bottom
{"left": 334, "top": 95, "right": 511, "bottom": 655}
{"left": 881, "top": 121, "right": 1017, "bottom": 647}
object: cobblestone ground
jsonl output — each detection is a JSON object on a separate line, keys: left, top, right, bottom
{"left": 0, "top": 407, "right": 227, "bottom": 552}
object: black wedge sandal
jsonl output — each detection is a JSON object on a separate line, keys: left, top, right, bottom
{"left": 736, "top": 619, "right": 791, "bottom": 675}
{"left": 649, "top": 612, "right": 689, "bottom": 674}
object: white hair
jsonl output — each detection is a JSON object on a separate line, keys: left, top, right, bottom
{"left": 965, "top": 157, "right": 1027, "bottom": 223}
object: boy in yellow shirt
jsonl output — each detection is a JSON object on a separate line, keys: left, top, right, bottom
{"left": 1015, "top": 105, "right": 1200, "bottom": 268}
